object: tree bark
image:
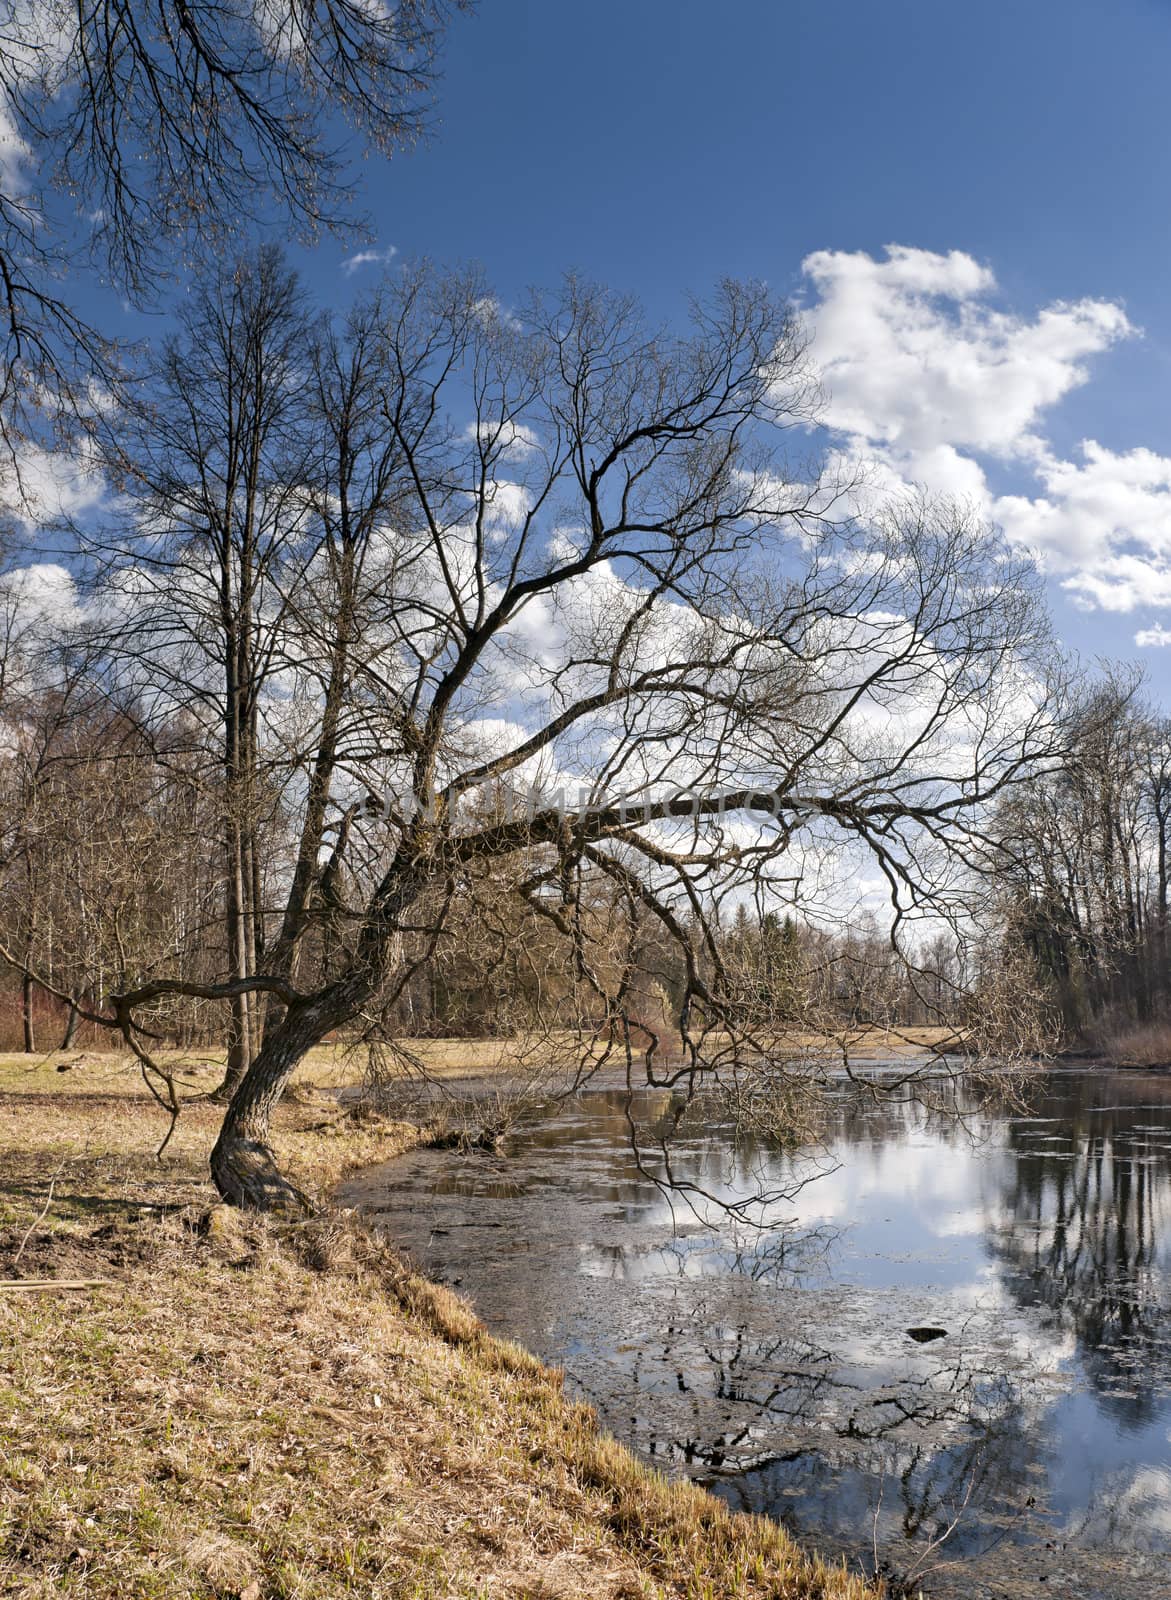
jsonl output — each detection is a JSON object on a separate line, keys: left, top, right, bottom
{"left": 209, "top": 987, "right": 354, "bottom": 1211}
{"left": 211, "top": 801, "right": 254, "bottom": 1104}
{"left": 59, "top": 996, "right": 79, "bottom": 1051}
{"left": 210, "top": 864, "right": 423, "bottom": 1209}
{"left": 21, "top": 967, "right": 34, "bottom": 1054}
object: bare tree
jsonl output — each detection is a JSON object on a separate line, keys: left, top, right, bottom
{"left": 73, "top": 261, "right": 1062, "bottom": 1208}
{"left": 0, "top": 566, "right": 222, "bottom": 1056}
{"left": 87, "top": 247, "right": 441, "bottom": 1094}
{"left": 91, "top": 247, "right": 315, "bottom": 1096}
{"left": 999, "top": 666, "right": 1171, "bottom": 1038}
{"left": 0, "top": 0, "right": 464, "bottom": 471}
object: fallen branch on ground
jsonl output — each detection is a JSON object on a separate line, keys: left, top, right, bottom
{"left": 0, "top": 1278, "right": 113, "bottom": 1292}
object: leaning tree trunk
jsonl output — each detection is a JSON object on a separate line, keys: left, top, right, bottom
{"left": 210, "top": 982, "right": 363, "bottom": 1212}
{"left": 211, "top": 868, "right": 423, "bottom": 1210}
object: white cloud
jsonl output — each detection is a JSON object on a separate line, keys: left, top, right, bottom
{"left": 0, "top": 440, "right": 107, "bottom": 530}
{"left": 802, "top": 244, "right": 1131, "bottom": 459}
{"left": 251, "top": 0, "right": 393, "bottom": 59}
{"left": 472, "top": 295, "right": 522, "bottom": 332}
{"left": 341, "top": 244, "right": 398, "bottom": 277}
{"left": 993, "top": 440, "right": 1171, "bottom": 575}
{"left": 1136, "top": 622, "right": 1171, "bottom": 648}
{"left": 0, "top": 562, "right": 84, "bottom": 632}
{"left": 799, "top": 245, "right": 1171, "bottom": 621}
{"left": 465, "top": 419, "right": 541, "bottom": 461}
{"left": 0, "top": 98, "right": 30, "bottom": 192}
{"left": 1059, "top": 552, "right": 1171, "bottom": 614}
{"left": 482, "top": 478, "right": 532, "bottom": 533}
{"left": 0, "top": 10, "right": 73, "bottom": 193}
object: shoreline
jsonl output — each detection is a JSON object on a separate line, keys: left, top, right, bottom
{"left": 0, "top": 1048, "right": 880, "bottom": 1599}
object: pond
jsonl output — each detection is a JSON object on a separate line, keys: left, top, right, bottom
{"left": 341, "top": 1068, "right": 1171, "bottom": 1599}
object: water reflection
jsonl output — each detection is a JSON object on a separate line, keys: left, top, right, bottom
{"left": 342, "top": 1069, "right": 1171, "bottom": 1596}
{"left": 993, "top": 1075, "right": 1171, "bottom": 1435}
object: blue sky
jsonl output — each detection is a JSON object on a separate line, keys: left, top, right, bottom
{"left": 305, "top": 0, "right": 1171, "bottom": 698}
{"left": 73, "top": 0, "right": 1171, "bottom": 696}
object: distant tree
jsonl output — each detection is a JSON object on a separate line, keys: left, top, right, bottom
{"left": 0, "top": 670, "right": 221, "bottom": 1057}
{"left": 996, "top": 665, "right": 1171, "bottom": 1035}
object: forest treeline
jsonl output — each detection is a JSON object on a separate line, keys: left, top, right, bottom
{"left": 2, "top": 620, "right": 1168, "bottom": 1060}
{"left": 0, "top": 680, "right": 966, "bottom": 1053}
{"left": 1000, "top": 667, "right": 1171, "bottom": 1042}
{"left": 4, "top": 649, "right": 1164, "bottom": 1062}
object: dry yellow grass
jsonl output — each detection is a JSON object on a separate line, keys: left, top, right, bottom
{"left": 0, "top": 1052, "right": 881, "bottom": 1600}
{"left": 0, "top": 1022, "right": 956, "bottom": 1104}
{"left": 1087, "top": 1020, "right": 1171, "bottom": 1069}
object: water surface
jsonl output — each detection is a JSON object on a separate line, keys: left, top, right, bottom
{"left": 343, "top": 1068, "right": 1171, "bottom": 1598}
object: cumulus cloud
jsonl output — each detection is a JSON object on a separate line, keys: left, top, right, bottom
{"left": 481, "top": 478, "right": 533, "bottom": 536}
{"left": 465, "top": 419, "right": 541, "bottom": 461}
{"left": 0, "top": 99, "right": 30, "bottom": 192}
{"left": 0, "top": 563, "right": 86, "bottom": 701}
{"left": 994, "top": 440, "right": 1171, "bottom": 566}
{"left": 0, "top": 9, "right": 73, "bottom": 193}
{"left": 803, "top": 244, "right": 1131, "bottom": 459}
{"left": 799, "top": 245, "right": 1171, "bottom": 625}
{"left": 0, "top": 562, "right": 84, "bottom": 630}
{"left": 1136, "top": 622, "right": 1171, "bottom": 648}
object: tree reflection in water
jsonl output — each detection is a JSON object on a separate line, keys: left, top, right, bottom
{"left": 992, "top": 1072, "right": 1171, "bottom": 1429}
{"left": 346, "top": 1069, "right": 1171, "bottom": 1594}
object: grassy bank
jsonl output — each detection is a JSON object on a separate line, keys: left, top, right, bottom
{"left": 0, "top": 1051, "right": 879, "bottom": 1600}
{"left": 1076, "top": 1020, "right": 1171, "bottom": 1069}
